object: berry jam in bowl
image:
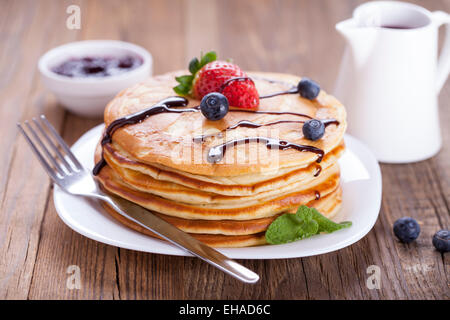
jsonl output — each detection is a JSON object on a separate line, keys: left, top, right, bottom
{"left": 38, "top": 40, "right": 152, "bottom": 117}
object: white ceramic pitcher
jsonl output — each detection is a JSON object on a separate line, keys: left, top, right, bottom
{"left": 334, "top": 1, "right": 450, "bottom": 163}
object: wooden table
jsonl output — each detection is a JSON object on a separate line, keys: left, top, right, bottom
{"left": 1, "top": 0, "right": 448, "bottom": 300}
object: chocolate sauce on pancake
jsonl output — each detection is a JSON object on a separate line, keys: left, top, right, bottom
{"left": 322, "top": 119, "right": 340, "bottom": 127}
{"left": 219, "top": 77, "right": 254, "bottom": 92}
{"left": 93, "top": 96, "right": 191, "bottom": 175}
{"left": 314, "top": 165, "right": 322, "bottom": 177}
{"left": 193, "top": 120, "right": 306, "bottom": 142}
{"left": 207, "top": 137, "right": 324, "bottom": 164}
{"left": 229, "top": 109, "right": 313, "bottom": 118}
{"left": 315, "top": 191, "right": 321, "bottom": 200}
{"left": 259, "top": 87, "right": 299, "bottom": 99}
{"left": 222, "top": 76, "right": 330, "bottom": 102}
{"left": 194, "top": 118, "right": 338, "bottom": 142}
{"left": 220, "top": 76, "right": 300, "bottom": 100}
{"left": 93, "top": 77, "right": 339, "bottom": 175}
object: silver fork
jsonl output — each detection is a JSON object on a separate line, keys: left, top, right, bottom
{"left": 17, "top": 115, "right": 259, "bottom": 284}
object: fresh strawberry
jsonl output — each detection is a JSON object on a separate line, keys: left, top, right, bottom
{"left": 220, "top": 77, "right": 259, "bottom": 110}
{"left": 192, "top": 60, "right": 245, "bottom": 99}
{"left": 173, "top": 51, "right": 259, "bottom": 109}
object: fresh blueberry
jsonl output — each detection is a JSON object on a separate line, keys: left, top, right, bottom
{"left": 297, "top": 78, "right": 320, "bottom": 100}
{"left": 432, "top": 230, "right": 450, "bottom": 253}
{"left": 302, "top": 119, "right": 325, "bottom": 141}
{"left": 200, "top": 92, "right": 229, "bottom": 121}
{"left": 393, "top": 217, "right": 420, "bottom": 243}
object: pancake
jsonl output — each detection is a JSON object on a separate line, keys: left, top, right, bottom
{"left": 104, "top": 146, "right": 341, "bottom": 205}
{"left": 96, "top": 163, "right": 340, "bottom": 220}
{"left": 94, "top": 70, "right": 347, "bottom": 247}
{"left": 102, "top": 71, "right": 347, "bottom": 176}
{"left": 101, "top": 187, "right": 342, "bottom": 247}
{"left": 148, "top": 187, "right": 342, "bottom": 235}
{"left": 101, "top": 140, "right": 345, "bottom": 196}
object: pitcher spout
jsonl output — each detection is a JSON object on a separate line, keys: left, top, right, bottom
{"left": 335, "top": 18, "right": 378, "bottom": 66}
{"left": 335, "top": 18, "right": 358, "bottom": 38}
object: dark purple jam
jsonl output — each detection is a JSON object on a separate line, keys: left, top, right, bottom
{"left": 52, "top": 55, "right": 143, "bottom": 78}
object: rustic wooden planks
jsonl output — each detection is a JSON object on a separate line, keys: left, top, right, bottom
{"left": 0, "top": 0, "right": 448, "bottom": 300}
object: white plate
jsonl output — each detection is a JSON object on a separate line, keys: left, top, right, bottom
{"left": 54, "top": 125, "right": 382, "bottom": 259}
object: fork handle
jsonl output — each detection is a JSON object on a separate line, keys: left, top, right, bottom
{"left": 96, "top": 192, "right": 260, "bottom": 284}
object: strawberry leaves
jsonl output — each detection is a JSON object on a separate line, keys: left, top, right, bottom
{"left": 173, "top": 75, "right": 194, "bottom": 95}
{"left": 174, "top": 51, "right": 217, "bottom": 96}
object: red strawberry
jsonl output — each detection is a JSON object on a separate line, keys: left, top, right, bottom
{"left": 220, "top": 77, "right": 260, "bottom": 110}
{"left": 173, "top": 51, "right": 260, "bottom": 109}
{"left": 192, "top": 61, "right": 245, "bottom": 99}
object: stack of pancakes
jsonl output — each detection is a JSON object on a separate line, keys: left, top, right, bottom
{"left": 94, "top": 71, "right": 347, "bottom": 247}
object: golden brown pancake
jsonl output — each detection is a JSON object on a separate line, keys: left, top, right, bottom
{"left": 147, "top": 187, "right": 342, "bottom": 235}
{"left": 102, "top": 71, "right": 346, "bottom": 176}
{"left": 94, "top": 71, "right": 347, "bottom": 247}
{"left": 101, "top": 141, "right": 345, "bottom": 196}
{"left": 110, "top": 160, "right": 340, "bottom": 206}
{"left": 99, "top": 141, "right": 342, "bottom": 205}
{"left": 96, "top": 163, "right": 340, "bottom": 220}
{"left": 101, "top": 187, "right": 342, "bottom": 247}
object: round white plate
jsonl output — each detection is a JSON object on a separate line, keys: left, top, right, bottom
{"left": 54, "top": 125, "right": 382, "bottom": 259}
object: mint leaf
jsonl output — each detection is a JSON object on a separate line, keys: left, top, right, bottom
{"left": 310, "top": 207, "right": 352, "bottom": 233}
{"left": 173, "top": 51, "right": 217, "bottom": 96}
{"left": 265, "top": 214, "right": 304, "bottom": 244}
{"left": 298, "top": 219, "right": 319, "bottom": 239}
{"left": 296, "top": 204, "right": 314, "bottom": 221}
{"left": 265, "top": 205, "right": 352, "bottom": 245}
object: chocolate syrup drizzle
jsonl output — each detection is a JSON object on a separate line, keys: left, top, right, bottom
{"left": 206, "top": 137, "right": 325, "bottom": 164}
{"left": 219, "top": 76, "right": 300, "bottom": 100}
{"left": 259, "top": 87, "right": 298, "bottom": 99}
{"left": 93, "top": 96, "right": 192, "bottom": 175}
{"left": 229, "top": 109, "right": 313, "bottom": 118}
{"left": 314, "top": 165, "right": 322, "bottom": 177}
{"left": 193, "top": 118, "right": 338, "bottom": 143}
{"left": 92, "top": 77, "right": 340, "bottom": 175}
{"left": 193, "top": 120, "right": 305, "bottom": 142}
{"left": 219, "top": 77, "right": 255, "bottom": 93}
{"left": 315, "top": 191, "right": 321, "bottom": 200}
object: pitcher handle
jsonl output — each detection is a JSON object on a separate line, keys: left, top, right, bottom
{"left": 433, "top": 11, "right": 450, "bottom": 93}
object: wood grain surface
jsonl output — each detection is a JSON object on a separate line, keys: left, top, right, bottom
{"left": 0, "top": 0, "right": 448, "bottom": 300}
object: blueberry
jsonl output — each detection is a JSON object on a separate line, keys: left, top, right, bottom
{"left": 297, "top": 78, "right": 320, "bottom": 100}
{"left": 302, "top": 119, "right": 325, "bottom": 141}
{"left": 200, "top": 92, "right": 229, "bottom": 121}
{"left": 432, "top": 230, "right": 450, "bottom": 253}
{"left": 393, "top": 217, "right": 420, "bottom": 243}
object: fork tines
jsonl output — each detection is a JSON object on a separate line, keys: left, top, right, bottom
{"left": 17, "top": 115, "right": 83, "bottom": 179}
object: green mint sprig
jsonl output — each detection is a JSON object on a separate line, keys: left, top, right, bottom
{"left": 265, "top": 205, "right": 352, "bottom": 245}
{"left": 173, "top": 51, "right": 217, "bottom": 96}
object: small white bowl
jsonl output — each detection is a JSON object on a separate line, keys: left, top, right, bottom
{"left": 38, "top": 40, "right": 152, "bottom": 117}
